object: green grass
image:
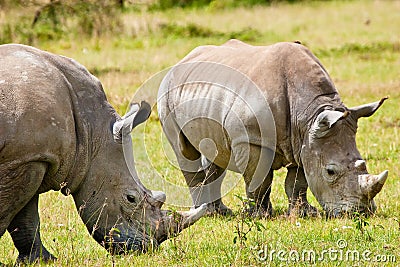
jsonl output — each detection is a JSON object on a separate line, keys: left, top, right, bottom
{"left": 1, "top": 0, "right": 400, "bottom": 266}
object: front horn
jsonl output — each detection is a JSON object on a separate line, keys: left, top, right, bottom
{"left": 359, "top": 170, "right": 389, "bottom": 199}
{"left": 155, "top": 204, "right": 207, "bottom": 243}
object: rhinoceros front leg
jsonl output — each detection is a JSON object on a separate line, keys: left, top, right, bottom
{"left": 244, "top": 170, "right": 274, "bottom": 217}
{"left": 236, "top": 144, "right": 275, "bottom": 217}
{"left": 285, "top": 167, "right": 318, "bottom": 217}
{"left": 7, "top": 194, "right": 56, "bottom": 263}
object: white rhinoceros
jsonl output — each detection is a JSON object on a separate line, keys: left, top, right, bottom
{"left": 0, "top": 44, "right": 206, "bottom": 263}
{"left": 157, "top": 39, "right": 388, "bottom": 217}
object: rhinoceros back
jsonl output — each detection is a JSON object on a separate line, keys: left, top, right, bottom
{"left": 159, "top": 40, "right": 344, "bottom": 172}
{"left": 0, "top": 44, "right": 110, "bottom": 193}
{"left": 158, "top": 45, "right": 277, "bottom": 172}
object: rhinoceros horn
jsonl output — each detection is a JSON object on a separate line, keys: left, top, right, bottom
{"left": 349, "top": 96, "right": 388, "bottom": 119}
{"left": 155, "top": 204, "right": 207, "bottom": 243}
{"left": 359, "top": 170, "right": 389, "bottom": 200}
{"left": 113, "top": 101, "right": 152, "bottom": 143}
{"left": 111, "top": 101, "right": 207, "bottom": 245}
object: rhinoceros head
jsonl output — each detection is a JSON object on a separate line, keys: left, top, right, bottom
{"left": 71, "top": 101, "right": 206, "bottom": 254}
{"left": 301, "top": 98, "right": 388, "bottom": 217}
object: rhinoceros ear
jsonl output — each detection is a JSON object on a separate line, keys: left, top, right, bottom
{"left": 113, "top": 101, "right": 151, "bottom": 143}
{"left": 349, "top": 97, "right": 388, "bottom": 119}
{"left": 312, "top": 110, "right": 349, "bottom": 138}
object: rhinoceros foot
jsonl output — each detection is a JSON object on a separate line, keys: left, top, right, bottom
{"left": 16, "top": 247, "right": 56, "bottom": 265}
{"left": 205, "top": 201, "right": 233, "bottom": 216}
{"left": 288, "top": 202, "right": 319, "bottom": 218}
{"left": 246, "top": 204, "right": 274, "bottom": 218}
{"left": 193, "top": 200, "right": 233, "bottom": 216}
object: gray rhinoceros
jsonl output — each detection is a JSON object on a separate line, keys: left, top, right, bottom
{"left": 157, "top": 39, "right": 388, "bottom": 218}
{"left": 0, "top": 44, "right": 206, "bottom": 263}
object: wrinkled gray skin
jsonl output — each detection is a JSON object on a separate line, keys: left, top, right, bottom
{"left": 0, "top": 44, "right": 205, "bottom": 263}
{"left": 157, "top": 39, "right": 388, "bottom": 218}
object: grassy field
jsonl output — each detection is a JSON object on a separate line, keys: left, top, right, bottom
{"left": 1, "top": 0, "right": 399, "bottom": 266}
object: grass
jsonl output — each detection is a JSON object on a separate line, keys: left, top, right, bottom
{"left": 1, "top": 0, "right": 400, "bottom": 266}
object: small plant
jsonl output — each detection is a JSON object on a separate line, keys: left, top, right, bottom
{"left": 353, "top": 212, "right": 373, "bottom": 241}
{"left": 233, "top": 195, "right": 265, "bottom": 247}
{"left": 165, "top": 208, "right": 187, "bottom": 260}
{"left": 105, "top": 227, "right": 121, "bottom": 267}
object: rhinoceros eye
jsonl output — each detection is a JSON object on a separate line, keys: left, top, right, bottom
{"left": 126, "top": 195, "right": 136, "bottom": 203}
{"left": 327, "top": 168, "right": 336, "bottom": 176}
{"left": 324, "top": 164, "right": 341, "bottom": 183}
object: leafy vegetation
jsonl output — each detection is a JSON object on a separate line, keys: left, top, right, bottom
{"left": 158, "top": 22, "right": 261, "bottom": 41}
{"left": 149, "top": 0, "right": 317, "bottom": 10}
{"left": 0, "top": 0, "right": 123, "bottom": 44}
{"left": 233, "top": 195, "right": 266, "bottom": 247}
{"left": 0, "top": 0, "right": 399, "bottom": 266}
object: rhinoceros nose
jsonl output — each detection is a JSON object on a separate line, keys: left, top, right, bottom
{"left": 355, "top": 160, "right": 367, "bottom": 172}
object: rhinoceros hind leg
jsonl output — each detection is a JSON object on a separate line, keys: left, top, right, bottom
{"left": 7, "top": 194, "right": 56, "bottom": 264}
{"left": 183, "top": 164, "right": 231, "bottom": 216}
{"left": 171, "top": 128, "right": 231, "bottom": 215}
{"left": 285, "top": 167, "right": 318, "bottom": 217}
{"left": 0, "top": 162, "right": 47, "bottom": 240}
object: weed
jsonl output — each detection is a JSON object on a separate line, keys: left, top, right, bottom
{"left": 233, "top": 195, "right": 265, "bottom": 247}
{"left": 353, "top": 212, "right": 373, "bottom": 241}
{"left": 105, "top": 227, "right": 121, "bottom": 266}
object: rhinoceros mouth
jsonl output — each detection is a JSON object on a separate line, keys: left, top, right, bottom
{"left": 324, "top": 201, "right": 376, "bottom": 218}
{"left": 92, "top": 228, "right": 156, "bottom": 255}
{"left": 88, "top": 205, "right": 206, "bottom": 254}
